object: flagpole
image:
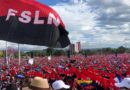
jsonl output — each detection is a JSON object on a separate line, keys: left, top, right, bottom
{"left": 18, "top": 43, "right": 21, "bottom": 65}
{"left": 5, "top": 41, "right": 8, "bottom": 65}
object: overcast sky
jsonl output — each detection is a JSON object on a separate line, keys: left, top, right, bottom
{"left": 0, "top": 0, "right": 130, "bottom": 50}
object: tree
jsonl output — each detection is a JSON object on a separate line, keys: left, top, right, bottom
{"left": 81, "top": 49, "right": 96, "bottom": 56}
{"left": 46, "top": 48, "right": 53, "bottom": 56}
{"left": 116, "top": 46, "right": 126, "bottom": 53}
{"left": 102, "top": 48, "right": 114, "bottom": 54}
{"left": 0, "top": 51, "right": 4, "bottom": 57}
{"left": 53, "top": 50, "right": 65, "bottom": 56}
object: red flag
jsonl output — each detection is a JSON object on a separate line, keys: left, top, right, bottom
{"left": 0, "top": 0, "right": 70, "bottom": 48}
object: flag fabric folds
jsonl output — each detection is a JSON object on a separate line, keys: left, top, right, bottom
{"left": 0, "top": 0, "right": 70, "bottom": 48}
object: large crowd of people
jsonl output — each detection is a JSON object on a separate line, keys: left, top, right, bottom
{"left": 0, "top": 53, "right": 130, "bottom": 90}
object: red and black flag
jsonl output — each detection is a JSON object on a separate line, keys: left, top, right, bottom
{"left": 0, "top": 0, "right": 70, "bottom": 48}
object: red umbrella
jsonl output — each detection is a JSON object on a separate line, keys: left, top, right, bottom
{"left": 0, "top": 0, "right": 70, "bottom": 48}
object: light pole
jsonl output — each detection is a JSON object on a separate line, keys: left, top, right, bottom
{"left": 5, "top": 41, "right": 8, "bottom": 65}
{"left": 124, "top": 38, "right": 130, "bottom": 53}
{"left": 18, "top": 43, "right": 21, "bottom": 65}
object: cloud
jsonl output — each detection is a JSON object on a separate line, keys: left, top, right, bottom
{"left": 52, "top": 1, "right": 99, "bottom": 45}
{"left": 122, "top": 0, "right": 130, "bottom": 6}
{"left": 51, "top": 0, "right": 130, "bottom": 48}
{"left": 0, "top": 40, "right": 46, "bottom": 51}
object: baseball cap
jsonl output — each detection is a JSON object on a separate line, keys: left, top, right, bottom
{"left": 52, "top": 80, "right": 70, "bottom": 90}
{"left": 115, "top": 78, "right": 130, "bottom": 88}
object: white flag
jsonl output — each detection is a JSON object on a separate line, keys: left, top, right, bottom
{"left": 28, "top": 58, "right": 34, "bottom": 65}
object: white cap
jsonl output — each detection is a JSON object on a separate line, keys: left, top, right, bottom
{"left": 52, "top": 80, "right": 70, "bottom": 90}
{"left": 114, "top": 77, "right": 120, "bottom": 83}
{"left": 115, "top": 78, "right": 130, "bottom": 88}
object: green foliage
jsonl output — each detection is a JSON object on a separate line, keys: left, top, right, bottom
{"left": 80, "top": 46, "right": 129, "bottom": 56}
{"left": 24, "top": 50, "right": 45, "bottom": 57}
{"left": 81, "top": 49, "right": 96, "bottom": 55}
{"left": 0, "top": 51, "right": 5, "bottom": 57}
{"left": 2, "top": 46, "right": 129, "bottom": 58}
{"left": 14, "top": 52, "right": 19, "bottom": 58}
{"left": 116, "top": 46, "right": 126, "bottom": 53}
{"left": 46, "top": 48, "right": 54, "bottom": 56}
{"left": 53, "top": 50, "right": 65, "bottom": 56}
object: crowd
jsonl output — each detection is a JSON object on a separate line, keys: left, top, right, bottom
{"left": 0, "top": 53, "right": 130, "bottom": 90}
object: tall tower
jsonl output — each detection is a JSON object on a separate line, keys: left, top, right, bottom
{"left": 75, "top": 42, "right": 81, "bottom": 53}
